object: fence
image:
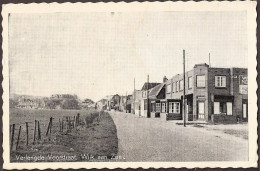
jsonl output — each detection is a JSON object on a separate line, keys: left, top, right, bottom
{"left": 10, "top": 111, "right": 103, "bottom": 151}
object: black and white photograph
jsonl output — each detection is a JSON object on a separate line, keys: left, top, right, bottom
{"left": 2, "top": 2, "right": 257, "bottom": 169}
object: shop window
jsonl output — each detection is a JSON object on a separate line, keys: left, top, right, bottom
{"left": 169, "top": 102, "right": 180, "bottom": 113}
{"left": 215, "top": 76, "right": 226, "bottom": 87}
{"left": 196, "top": 75, "right": 206, "bottom": 87}
{"left": 156, "top": 103, "right": 161, "bottom": 112}
{"left": 188, "top": 76, "right": 193, "bottom": 89}
{"left": 214, "top": 101, "right": 231, "bottom": 114}
{"left": 162, "top": 103, "right": 166, "bottom": 113}
{"left": 179, "top": 80, "right": 184, "bottom": 91}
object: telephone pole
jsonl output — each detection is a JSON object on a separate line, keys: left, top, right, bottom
{"left": 126, "top": 91, "right": 127, "bottom": 113}
{"left": 209, "top": 53, "right": 211, "bottom": 67}
{"left": 147, "top": 75, "right": 149, "bottom": 118}
{"left": 134, "top": 78, "right": 136, "bottom": 114}
{"left": 183, "top": 50, "right": 186, "bottom": 127}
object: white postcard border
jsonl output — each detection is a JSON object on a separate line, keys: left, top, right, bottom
{"left": 2, "top": 1, "right": 258, "bottom": 169}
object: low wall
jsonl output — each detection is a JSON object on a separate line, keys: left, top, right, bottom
{"left": 160, "top": 113, "right": 167, "bottom": 120}
{"left": 211, "top": 114, "right": 237, "bottom": 124}
{"left": 167, "top": 113, "right": 182, "bottom": 120}
{"left": 151, "top": 112, "right": 161, "bottom": 118}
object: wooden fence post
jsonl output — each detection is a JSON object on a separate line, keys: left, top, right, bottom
{"left": 38, "top": 121, "right": 41, "bottom": 140}
{"left": 33, "top": 120, "right": 37, "bottom": 144}
{"left": 61, "top": 119, "right": 64, "bottom": 132}
{"left": 26, "top": 122, "right": 29, "bottom": 146}
{"left": 77, "top": 113, "right": 80, "bottom": 125}
{"left": 73, "top": 116, "right": 76, "bottom": 128}
{"left": 16, "top": 126, "right": 22, "bottom": 150}
{"left": 68, "top": 117, "right": 71, "bottom": 130}
{"left": 59, "top": 118, "right": 61, "bottom": 132}
{"left": 49, "top": 117, "right": 53, "bottom": 136}
{"left": 10, "top": 124, "right": 15, "bottom": 151}
{"left": 46, "top": 117, "right": 51, "bottom": 136}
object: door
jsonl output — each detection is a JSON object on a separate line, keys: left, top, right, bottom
{"left": 198, "top": 102, "right": 205, "bottom": 119}
{"left": 243, "top": 103, "right": 247, "bottom": 119}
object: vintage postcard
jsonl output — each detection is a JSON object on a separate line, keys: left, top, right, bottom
{"left": 2, "top": 1, "right": 258, "bottom": 169}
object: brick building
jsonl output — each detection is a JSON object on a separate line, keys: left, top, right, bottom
{"left": 153, "top": 63, "right": 248, "bottom": 122}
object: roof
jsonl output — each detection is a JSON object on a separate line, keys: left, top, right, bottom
{"left": 141, "top": 82, "right": 160, "bottom": 91}
{"left": 149, "top": 83, "right": 165, "bottom": 99}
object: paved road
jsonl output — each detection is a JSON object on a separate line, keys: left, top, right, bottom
{"left": 109, "top": 111, "right": 248, "bottom": 162}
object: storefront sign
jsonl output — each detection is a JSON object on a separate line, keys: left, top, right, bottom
{"left": 197, "top": 96, "right": 206, "bottom": 100}
{"left": 239, "top": 75, "right": 248, "bottom": 85}
{"left": 239, "top": 75, "right": 248, "bottom": 94}
{"left": 240, "top": 85, "right": 248, "bottom": 94}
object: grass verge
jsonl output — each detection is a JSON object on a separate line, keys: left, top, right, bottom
{"left": 10, "top": 109, "right": 118, "bottom": 162}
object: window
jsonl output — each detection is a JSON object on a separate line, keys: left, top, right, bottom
{"left": 169, "top": 102, "right": 180, "bottom": 113}
{"left": 214, "top": 102, "right": 220, "bottom": 114}
{"left": 162, "top": 103, "right": 166, "bottom": 113}
{"left": 179, "top": 80, "right": 184, "bottom": 91}
{"left": 175, "top": 103, "right": 180, "bottom": 113}
{"left": 176, "top": 81, "right": 179, "bottom": 92}
{"left": 214, "top": 102, "right": 232, "bottom": 115}
{"left": 227, "top": 102, "right": 232, "bottom": 115}
{"left": 215, "top": 76, "right": 226, "bottom": 87}
{"left": 188, "top": 77, "right": 193, "bottom": 89}
{"left": 156, "top": 103, "right": 161, "bottom": 112}
{"left": 172, "top": 82, "right": 175, "bottom": 93}
{"left": 166, "top": 84, "right": 171, "bottom": 93}
{"left": 196, "top": 75, "right": 206, "bottom": 87}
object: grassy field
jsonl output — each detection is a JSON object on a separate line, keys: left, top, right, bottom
{"left": 10, "top": 108, "right": 118, "bottom": 162}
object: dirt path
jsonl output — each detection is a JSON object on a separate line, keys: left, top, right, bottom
{"left": 109, "top": 111, "right": 248, "bottom": 162}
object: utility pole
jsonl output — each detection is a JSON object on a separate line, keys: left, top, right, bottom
{"left": 134, "top": 78, "right": 136, "bottom": 114}
{"left": 126, "top": 91, "right": 127, "bottom": 113}
{"left": 209, "top": 53, "right": 211, "bottom": 67}
{"left": 147, "top": 75, "right": 149, "bottom": 118}
{"left": 183, "top": 50, "right": 186, "bottom": 127}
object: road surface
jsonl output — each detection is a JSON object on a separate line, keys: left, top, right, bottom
{"left": 109, "top": 111, "right": 248, "bottom": 162}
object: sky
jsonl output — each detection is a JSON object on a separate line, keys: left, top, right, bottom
{"left": 9, "top": 11, "right": 248, "bottom": 102}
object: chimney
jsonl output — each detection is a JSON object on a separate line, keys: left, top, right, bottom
{"left": 163, "top": 76, "right": 168, "bottom": 83}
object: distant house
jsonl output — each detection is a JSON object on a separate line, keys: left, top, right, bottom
{"left": 119, "top": 96, "right": 127, "bottom": 112}
{"left": 126, "top": 95, "right": 133, "bottom": 113}
{"left": 133, "top": 90, "right": 142, "bottom": 116}
{"left": 96, "top": 99, "right": 107, "bottom": 110}
{"left": 140, "top": 82, "right": 160, "bottom": 117}
{"left": 111, "top": 94, "right": 121, "bottom": 111}
{"left": 149, "top": 82, "right": 166, "bottom": 118}
{"left": 105, "top": 95, "right": 113, "bottom": 111}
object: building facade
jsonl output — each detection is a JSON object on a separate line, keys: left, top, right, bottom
{"left": 162, "top": 63, "right": 248, "bottom": 122}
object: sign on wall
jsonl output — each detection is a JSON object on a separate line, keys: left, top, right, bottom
{"left": 239, "top": 75, "right": 248, "bottom": 94}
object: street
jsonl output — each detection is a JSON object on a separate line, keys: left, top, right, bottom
{"left": 109, "top": 111, "right": 248, "bottom": 162}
